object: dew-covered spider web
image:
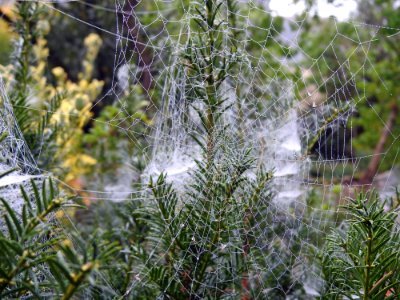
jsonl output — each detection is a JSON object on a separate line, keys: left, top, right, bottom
{"left": 2, "top": 0, "right": 400, "bottom": 298}
{"left": 0, "top": 76, "right": 43, "bottom": 213}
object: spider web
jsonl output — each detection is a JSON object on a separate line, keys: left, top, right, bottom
{"left": 0, "top": 76, "right": 43, "bottom": 213}
{"left": 2, "top": 0, "right": 400, "bottom": 298}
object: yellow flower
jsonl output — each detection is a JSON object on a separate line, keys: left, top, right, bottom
{"left": 36, "top": 20, "right": 50, "bottom": 36}
{"left": 63, "top": 154, "right": 97, "bottom": 182}
{"left": 52, "top": 67, "right": 66, "bottom": 80}
{"left": 33, "top": 38, "right": 49, "bottom": 60}
{"left": 55, "top": 210, "right": 64, "bottom": 219}
{"left": 79, "top": 154, "right": 97, "bottom": 166}
{"left": 84, "top": 33, "right": 102, "bottom": 50}
{"left": 62, "top": 239, "right": 73, "bottom": 248}
{"left": 78, "top": 79, "right": 89, "bottom": 90}
{"left": 80, "top": 33, "right": 103, "bottom": 80}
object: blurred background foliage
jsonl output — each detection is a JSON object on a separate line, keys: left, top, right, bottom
{"left": 300, "top": 0, "right": 400, "bottom": 182}
{"left": 0, "top": 0, "right": 396, "bottom": 238}
{"left": 3, "top": 0, "right": 396, "bottom": 186}
{"left": 0, "top": 0, "right": 398, "bottom": 298}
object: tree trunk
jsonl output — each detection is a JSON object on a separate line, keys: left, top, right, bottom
{"left": 360, "top": 102, "right": 398, "bottom": 184}
{"left": 122, "top": 0, "right": 153, "bottom": 92}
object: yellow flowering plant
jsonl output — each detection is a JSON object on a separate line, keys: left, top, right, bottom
{"left": 48, "top": 33, "right": 104, "bottom": 182}
{"left": 0, "top": 2, "right": 104, "bottom": 182}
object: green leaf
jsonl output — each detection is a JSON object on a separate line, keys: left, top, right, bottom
{"left": 0, "top": 197, "right": 22, "bottom": 238}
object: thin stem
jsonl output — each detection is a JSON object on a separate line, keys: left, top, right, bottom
{"left": 0, "top": 251, "right": 30, "bottom": 293}
{"left": 363, "top": 224, "right": 373, "bottom": 300}
{"left": 61, "top": 262, "right": 96, "bottom": 300}
{"left": 204, "top": 0, "right": 217, "bottom": 166}
{"left": 192, "top": 169, "right": 243, "bottom": 293}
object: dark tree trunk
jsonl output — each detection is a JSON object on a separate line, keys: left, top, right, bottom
{"left": 122, "top": 0, "right": 154, "bottom": 92}
{"left": 360, "top": 102, "right": 398, "bottom": 184}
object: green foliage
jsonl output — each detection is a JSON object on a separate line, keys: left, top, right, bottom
{"left": 119, "top": 2, "right": 311, "bottom": 298}
{"left": 24, "top": 93, "right": 62, "bottom": 168}
{"left": 0, "top": 20, "right": 13, "bottom": 66}
{"left": 1, "top": 1, "right": 400, "bottom": 299}
{"left": 181, "top": 0, "right": 243, "bottom": 171}
{"left": 321, "top": 192, "right": 400, "bottom": 299}
{"left": 12, "top": 2, "right": 45, "bottom": 100}
{"left": 5, "top": 2, "right": 60, "bottom": 171}
{"left": 128, "top": 149, "right": 274, "bottom": 298}
{"left": 299, "top": 1, "right": 400, "bottom": 170}
{"left": 0, "top": 177, "right": 119, "bottom": 299}
{"left": 9, "top": 3, "right": 38, "bottom": 136}
{"left": 83, "top": 86, "right": 150, "bottom": 179}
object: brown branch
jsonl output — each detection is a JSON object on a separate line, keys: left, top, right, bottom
{"left": 0, "top": 8, "right": 14, "bottom": 26}
{"left": 122, "top": 0, "right": 154, "bottom": 92}
{"left": 360, "top": 102, "right": 398, "bottom": 184}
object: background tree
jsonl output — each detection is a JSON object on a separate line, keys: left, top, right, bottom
{"left": 299, "top": 0, "right": 400, "bottom": 183}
